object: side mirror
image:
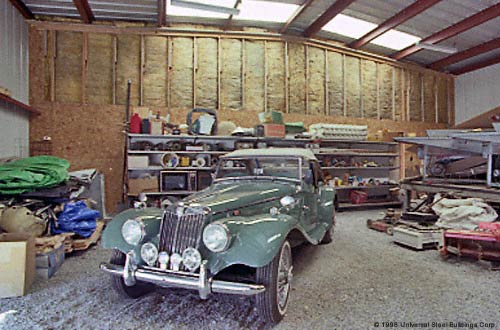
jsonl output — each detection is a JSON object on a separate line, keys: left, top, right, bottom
{"left": 304, "top": 169, "right": 314, "bottom": 185}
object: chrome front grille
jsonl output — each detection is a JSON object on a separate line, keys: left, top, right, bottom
{"left": 159, "top": 210, "right": 205, "bottom": 255}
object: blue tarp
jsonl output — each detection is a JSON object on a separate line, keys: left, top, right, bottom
{"left": 51, "top": 201, "right": 100, "bottom": 238}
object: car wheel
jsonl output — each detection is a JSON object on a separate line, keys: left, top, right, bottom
{"left": 255, "top": 240, "right": 293, "bottom": 324}
{"left": 109, "top": 249, "right": 154, "bottom": 299}
{"left": 320, "top": 225, "right": 334, "bottom": 244}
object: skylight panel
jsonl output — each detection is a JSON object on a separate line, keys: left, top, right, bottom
{"left": 371, "top": 30, "right": 421, "bottom": 51}
{"left": 322, "top": 14, "right": 376, "bottom": 39}
{"left": 167, "top": 0, "right": 236, "bottom": 19}
{"left": 234, "top": 0, "right": 299, "bottom": 23}
{"left": 322, "top": 14, "right": 421, "bottom": 51}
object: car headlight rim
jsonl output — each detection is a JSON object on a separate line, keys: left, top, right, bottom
{"left": 121, "top": 219, "right": 145, "bottom": 246}
{"left": 203, "top": 223, "right": 231, "bottom": 253}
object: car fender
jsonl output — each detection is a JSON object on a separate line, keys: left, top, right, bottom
{"left": 101, "top": 208, "right": 163, "bottom": 261}
{"left": 206, "top": 213, "right": 312, "bottom": 275}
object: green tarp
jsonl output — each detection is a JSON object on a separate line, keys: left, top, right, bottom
{"left": 0, "top": 156, "right": 69, "bottom": 195}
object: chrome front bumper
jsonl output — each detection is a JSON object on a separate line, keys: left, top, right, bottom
{"left": 100, "top": 260, "right": 265, "bottom": 299}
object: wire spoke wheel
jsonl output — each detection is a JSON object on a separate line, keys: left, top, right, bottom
{"left": 256, "top": 240, "right": 293, "bottom": 324}
{"left": 277, "top": 245, "right": 293, "bottom": 313}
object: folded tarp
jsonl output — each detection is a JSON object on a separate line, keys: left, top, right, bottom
{"left": 0, "top": 156, "right": 69, "bottom": 195}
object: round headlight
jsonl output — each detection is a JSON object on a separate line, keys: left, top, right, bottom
{"left": 140, "top": 242, "right": 158, "bottom": 266}
{"left": 182, "top": 247, "right": 202, "bottom": 272}
{"left": 170, "top": 253, "right": 183, "bottom": 271}
{"left": 121, "top": 219, "right": 145, "bottom": 246}
{"left": 158, "top": 251, "right": 169, "bottom": 264}
{"left": 203, "top": 223, "right": 231, "bottom": 252}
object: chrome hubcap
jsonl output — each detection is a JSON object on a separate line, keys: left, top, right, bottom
{"left": 277, "top": 242, "right": 292, "bottom": 314}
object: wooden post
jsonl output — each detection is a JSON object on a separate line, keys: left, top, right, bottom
{"left": 359, "top": 58, "right": 364, "bottom": 118}
{"left": 264, "top": 40, "right": 268, "bottom": 112}
{"left": 324, "top": 49, "right": 329, "bottom": 115}
{"left": 193, "top": 37, "right": 197, "bottom": 108}
{"left": 50, "top": 30, "right": 56, "bottom": 103}
{"left": 43, "top": 30, "right": 48, "bottom": 57}
{"left": 305, "top": 45, "right": 309, "bottom": 115}
{"left": 406, "top": 70, "right": 410, "bottom": 121}
{"left": 167, "top": 37, "right": 172, "bottom": 115}
{"left": 165, "top": 37, "right": 170, "bottom": 115}
{"left": 420, "top": 73, "right": 424, "bottom": 122}
{"left": 402, "top": 69, "right": 406, "bottom": 121}
{"left": 376, "top": 62, "right": 380, "bottom": 120}
{"left": 434, "top": 76, "right": 438, "bottom": 123}
{"left": 447, "top": 78, "right": 453, "bottom": 126}
{"left": 392, "top": 66, "right": 396, "bottom": 121}
{"left": 241, "top": 39, "right": 245, "bottom": 110}
{"left": 140, "top": 35, "right": 145, "bottom": 106}
{"left": 342, "top": 54, "right": 346, "bottom": 117}
{"left": 284, "top": 41, "right": 289, "bottom": 114}
{"left": 112, "top": 35, "right": 117, "bottom": 105}
{"left": 82, "top": 32, "right": 88, "bottom": 105}
{"left": 217, "top": 37, "right": 221, "bottom": 111}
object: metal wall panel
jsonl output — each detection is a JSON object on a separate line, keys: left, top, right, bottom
{"left": 455, "top": 62, "right": 500, "bottom": 125}
{"left": 0, "top": 0, "right": 30, "bottom": 158}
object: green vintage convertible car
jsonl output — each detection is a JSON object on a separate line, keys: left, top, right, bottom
{"left": 100, "top": 148, "right": 336, "bottom": 323}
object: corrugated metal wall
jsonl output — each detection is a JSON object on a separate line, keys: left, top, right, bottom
{"left": 0, "top": 0, "right": 30, "bottom": 158}
{"left": 455, "top": 63, "right": 500, "bottom": 125}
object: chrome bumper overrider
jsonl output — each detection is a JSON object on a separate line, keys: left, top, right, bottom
{"left": 100, "top": 260, "right": 265, "bottom": 299}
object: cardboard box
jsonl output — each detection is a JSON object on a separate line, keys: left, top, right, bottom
{"left": 263, "top": 124, "right": 286, "bottom": 138}
{"left": 128, "top": 177, "right": 158, "bottom": 195}
{"left": 0, "top": 233, "right": 35, "bottom": 298}
{"left": 35, "top": 243, "right": 65, "bottom": 280}
{"left": 128, "top": 156, "right": 149, "bottom": 168}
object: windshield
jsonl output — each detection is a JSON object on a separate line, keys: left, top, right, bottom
{"left": 215, "top": 157, "right": 301, "bottom": 181}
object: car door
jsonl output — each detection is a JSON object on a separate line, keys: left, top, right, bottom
{"left": 301, "top": 160, "right": 319, "bottom": 231}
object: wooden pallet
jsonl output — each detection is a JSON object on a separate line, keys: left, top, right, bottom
{"left": 35, "top": 234, "right": 69, "bottom": 254}
{"left": 71, "top": 221, "right": 104, "bottom": 252}
{"left": 35, "top": 221, "right": 104, "bottom": 254}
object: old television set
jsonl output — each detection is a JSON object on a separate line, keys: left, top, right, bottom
{"left": 160, "top": 171, "right": 197, "bottom": 192}
{"left": 197, "top": 171, "right": 213, "bottom": 190}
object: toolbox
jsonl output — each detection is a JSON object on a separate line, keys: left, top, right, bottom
{"left": 393, "top": 226, "right": 443, "bottom": 250}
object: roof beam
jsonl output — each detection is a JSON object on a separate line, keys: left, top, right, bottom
{"left": 73, "top": 0, "right": 95, "bottom": 24}
{"left": 158, "top": 0, "right": 166, "bottom": 26}
{"left": 303, "top": 0, "right": 355, "bottom": 37}
{"left": 349, "top": 0, "right": 441, "bottom": 49}
{"left": 8, "top": 0, "right": 34, "bottom": 19}
{"left": 429, "top": 37, "right": 500, "bottom": 70}
{"left": 392, "top": 3, "right": 500, "bottom": 60}
{"left": 281, "top": 0, "right": 315, "bottom": 34}
{"left": 451, "top": 54, "right": 500, "bottom": 75}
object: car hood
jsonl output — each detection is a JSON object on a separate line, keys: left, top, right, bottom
{"left": 181, "top": 180, "right": 298, "bottom": 215}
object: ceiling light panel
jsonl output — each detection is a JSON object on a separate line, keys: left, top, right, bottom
{"left": 167, "top": 0, "right": 236, "bottom": 19}
{"left": 323, "top": 14, "right": 421, "bottom": 51}
{"left": 234, "top": 0, "right": 299, "bottom": 23}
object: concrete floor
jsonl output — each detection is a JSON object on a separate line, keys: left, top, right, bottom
{"left": 1, "top": 210, "right": 498, "bottom": 330}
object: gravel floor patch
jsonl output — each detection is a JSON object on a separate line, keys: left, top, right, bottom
{"left": 1, "top": 210, "right": 498, "bottom": 330}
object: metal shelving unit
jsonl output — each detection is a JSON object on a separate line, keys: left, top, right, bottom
{"left": 126, "top": 134, "right": 402, "bottom": 209}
